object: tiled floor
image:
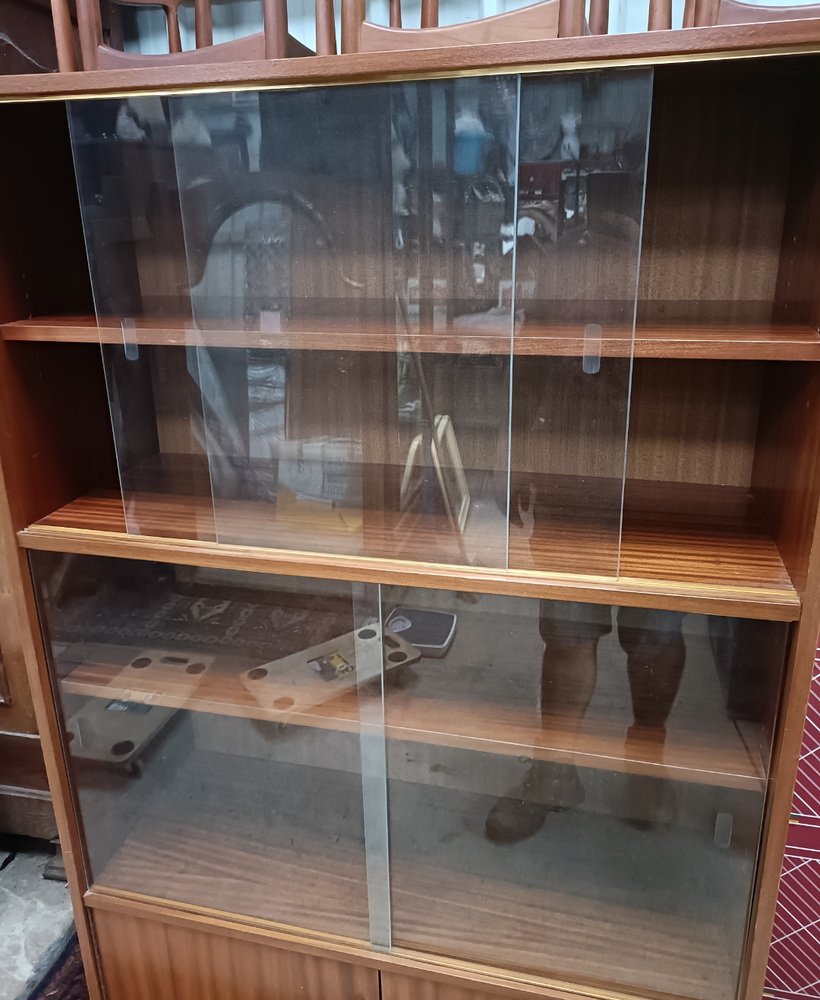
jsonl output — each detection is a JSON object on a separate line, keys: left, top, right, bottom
{"left": 0, "top": 845, "right": 74, "bottom": 1000}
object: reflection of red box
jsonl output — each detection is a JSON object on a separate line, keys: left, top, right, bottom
{"left": 518, "top": 161, "right": 564, "bottom": 200}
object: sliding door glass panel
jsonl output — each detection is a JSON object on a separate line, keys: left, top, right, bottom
{"left": 380, "top": 586, "right": 787, "bottom": 999}
{"left": 510, "top": 70, "right": 652, "bottom": 576}
{"left": 67, "top": 99, "right": 214, "bottom": 540}
{"left": 31, "top": 551, "right": 387, "bottom": 942}
{"left": 167, "top": 81, "right": 515, "bottom": 566}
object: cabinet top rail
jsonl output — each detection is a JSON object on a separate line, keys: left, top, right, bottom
{"left": 2, "top": 20, "right": 820, "bottom": 104}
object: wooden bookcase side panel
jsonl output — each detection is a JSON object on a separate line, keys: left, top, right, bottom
{"left": 0, "top": 101, "right": 115, "bottom": 535}
{"left": 1, "top": 54, "right": 820, "bottom": 1000}
{"left": 740, "top": 88, "right": 820, "bottom": 984}
{"left": 0, "top": 100, "right": 105, "bottom": 1000}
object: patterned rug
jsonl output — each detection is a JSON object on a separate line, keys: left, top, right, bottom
{"left": 51, "top": 570, "right": 351, "bottom": 664}
{"left": 28, "top": 936, "right": 87, "bottom": 1000}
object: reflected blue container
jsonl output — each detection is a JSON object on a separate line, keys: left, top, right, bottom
{"left": 453, "top": 119, "right": 492, "bottom": 176}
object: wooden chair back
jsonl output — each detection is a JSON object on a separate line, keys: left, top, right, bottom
{"left": 647, "top": 0, "right": 673, "bottom": 28}
{"left": 683, "top": 0, "right": 820, "bottom": 26}
{"left": 341, "top": 0, "right": 606, "bottom": 54}
{"left": 52, "top": 0, "right": 336, "bottom": 72}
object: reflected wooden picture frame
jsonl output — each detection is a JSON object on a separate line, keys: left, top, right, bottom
{"left": 400, "top": 414, "right": 470, "bottom": 534}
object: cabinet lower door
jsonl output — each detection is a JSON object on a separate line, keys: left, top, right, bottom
{"left": 380, "top": 972, "right": 529, "bottom": 1000}
{"left": 93, "top": 909, "right": 379, "bottom": 1000}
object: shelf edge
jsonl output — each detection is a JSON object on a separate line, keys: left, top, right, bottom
{"left": 6, "top": 316, "right": 820, "bottom": 361}
{"left": 19, "top": 523, "right": 801, "bottom": 621}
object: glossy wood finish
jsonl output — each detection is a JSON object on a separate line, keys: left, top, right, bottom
{"left": 19, "top": 476, "right": 799, "bottom": 616}
{"left": 6, "top": 314, "right": 820, "bottom": 360}
{"left": 4, "top": 22, "right": 820, "bottom": 103}
{"left": 93, "top": 909, "right": 379, "bottom": 1000}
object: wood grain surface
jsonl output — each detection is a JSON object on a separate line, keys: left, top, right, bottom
{"left": 57, "top": 632, "right": 765, "bottom": 789}
{"left": 23, "top": 476, "right": 798, "bottom": 602}
{"left": 5, "top": 314, "right": 820, "bottom": 359}
{"left": 93, "top": 909, "right": 378, "bottom": 1000}
{"left": 3, "top": 21, "right": 820, "bottom": 103}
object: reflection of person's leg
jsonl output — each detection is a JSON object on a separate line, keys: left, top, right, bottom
{"left": 485, "top": 602, "right": 611, "bottom": 844}
{"left": 617, "top": 608, "right": 686, "bottom": 826}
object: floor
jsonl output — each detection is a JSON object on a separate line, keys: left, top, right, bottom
{"left": 0, "top": 842, "right": 74, "bottom": 1000}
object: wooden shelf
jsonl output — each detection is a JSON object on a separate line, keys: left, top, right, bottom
{"left": 5, "top": 314, "right": 820, "bottom": 359}
{"left": 92, "top": 751, "right": 744, "bottom": 1000}
{"left": 58, "top": 623, "right": 765, "bottom": 791}
{"left": 22, "top": 479, "right": 799, "bottom": 620}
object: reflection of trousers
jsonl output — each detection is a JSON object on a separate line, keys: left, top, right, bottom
{"left": 538, "top": 602, "right": 685, "bottom": 730}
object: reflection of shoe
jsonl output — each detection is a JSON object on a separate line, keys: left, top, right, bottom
{"left": 485, "top": 763, "right": 585, "bottom": 844}
{"left": 622, "top": 725, "right": 675, "bottom": 830}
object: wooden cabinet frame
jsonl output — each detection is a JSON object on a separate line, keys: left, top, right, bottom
{"left": 4, "top": 31, "right": 820, "bottom": 1000}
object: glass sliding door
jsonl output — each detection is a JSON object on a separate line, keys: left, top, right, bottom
{"left": 379, "top": 584, "right": 786, "bottom": 1000}
{"left": 32, "top": 551, "right": 388, "bottom": 943}
{"left": 67, "top": 98, "right": 215, "bottom": 541}
{"left": 510, "top": 69, "right": 652, "bottom": 576}
{"left": 164, "top": 79, "right": 516, "bottom": 567}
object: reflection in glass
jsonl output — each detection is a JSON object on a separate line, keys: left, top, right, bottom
{"left": 511, "top": 70, "right": 653, "bottom": 576}
{"left": 67, "top": 71, "right": 654, "bottom": 576}
{"left": 67, "top": 99, "right": 215, "bottom": 538}
{"left": 32, "top": 551, "right": 383, "bottom": 941}
{"left": 168, "top": 81, "right": 517, "bottom": 565}
{"left": 381, "top": 586, "right": 786, "bottom": 999}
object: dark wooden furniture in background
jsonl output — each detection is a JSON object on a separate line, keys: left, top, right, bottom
{"left": 54, "top": 0, "right": 336, "bottom": 73}
{"left": 684, "top": 0, "right": 820, "bottom": 27}
{"left": 341, "top": 0, "right": 590, "bottom": 54}
{"left": 0, "top": 0, "right": 61, "bottom": 74}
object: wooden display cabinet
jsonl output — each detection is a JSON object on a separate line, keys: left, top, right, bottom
{"left": 2, "top": 33, "right": 820, "bottom": 1000}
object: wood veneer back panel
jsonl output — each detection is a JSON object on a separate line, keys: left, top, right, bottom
{"left": 0, "top": 102, "right": 115, "bottom": 530}
{"left": 752, "top": 363, "right": 820, "bottom": 595}
{"left": 627, "top": 359, "right": 763, "bottom": 487}
{"left": 639, "top": 63, "right": 797, "bottom": 323}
